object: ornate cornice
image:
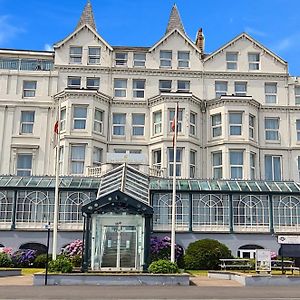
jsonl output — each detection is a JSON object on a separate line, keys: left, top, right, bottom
{"left": 148, "top": 92, "right": 202, "bottom": 107}
{"left": 206, "top": 96, "right": 261, "bottom": 110}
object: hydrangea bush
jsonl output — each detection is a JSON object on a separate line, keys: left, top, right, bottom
{"left": 60, "top": 239, "right": 83, "bottom": 267}
{"left": 11, "top": 249, "right": 37, "bottom": 267}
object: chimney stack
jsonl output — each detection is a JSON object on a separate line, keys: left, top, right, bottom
{"left": 195, "top": 28, "right": 205, "bottom": 54}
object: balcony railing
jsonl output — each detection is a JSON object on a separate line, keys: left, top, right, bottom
{"left": 87, "top": 166, "right": 102, "bottom": 177}
{"left": 0, "top": 58, "right": 54, "bottom": 71}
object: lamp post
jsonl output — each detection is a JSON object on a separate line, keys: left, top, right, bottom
{"left": 44, "top": 222, "right": 51, "bottom": 285}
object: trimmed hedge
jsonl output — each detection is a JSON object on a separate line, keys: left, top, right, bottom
{"left": 48, "top": 256, "right": 73, "bottom": 273}
{"left": 148, "top": 259, "right": 179, "bottom": 274}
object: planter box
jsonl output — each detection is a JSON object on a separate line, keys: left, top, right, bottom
{"left": 0, "top": 269, "right": 22, "bottom": 277}
{"left": 33, "top": 273, "right": 190, "bottom": 286}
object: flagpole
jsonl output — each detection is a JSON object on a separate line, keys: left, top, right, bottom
{"left": 171, "top": 103, "right": 178, "bottom": 263}
{"left": 52, "top": 99, "right": 60, "bottom": 260}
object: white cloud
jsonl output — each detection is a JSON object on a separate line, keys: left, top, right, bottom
{"left": 0, "top": 15, "right": 24, "bottom": 45}
{"left": 272, "top": 33, "right": 300, "bottom": 52}
{"left": 244, "top": 27, "right": 267, "bottom": 37}
{"left": 44, "top": 43, "right": 53, "bottom": 51}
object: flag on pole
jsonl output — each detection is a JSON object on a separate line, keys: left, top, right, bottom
{"left": 53, "top": 121, "right": 59, "bottom": 148}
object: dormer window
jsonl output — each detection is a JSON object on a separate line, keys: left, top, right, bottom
{"left": 69, "top": 46, "right": 82, "bottom": 64}
{"left": 248, "top": 53, "right": 260, "bottom": 70}
{"left": 160, "top": 50, "right": 172, "bottom": 68}
{"left": 88, "top": 47, "right": 101, "bottom": 64}
{"left": 133, "top": 53, "right": 146, "bottom": 67}
{"left": 115, "top": 53, "right": 127, "bottom": 66}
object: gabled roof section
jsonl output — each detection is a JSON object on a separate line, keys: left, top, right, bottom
{"left": 54, "top": 24, "right": 113, "bottom": 51}
{"left": 149, "top": 28, "right": 202, "bottom": 54}
{"left": 165, "top": 4, "right": 185, "bottom": 35}
{"left": 204, "top": 32, "right": 287, "bottom": 65}
{"left": 97, "top": 164, "right": 149, "bottom": 204}
{"left": 76, "top": 0, "right": 96, "bottom": 31}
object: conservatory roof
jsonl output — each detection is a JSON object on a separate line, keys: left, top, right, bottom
{"left": 0, "top": 176, "right": 101, "bottom": 189}
{"left": 149, "top": 179, "right": 300, "bottom": 194}
{"left": 97, "top": 164, "right": 149, "bottom": 203}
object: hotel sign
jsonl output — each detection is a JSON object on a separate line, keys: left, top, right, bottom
{"left": 277, "top": 235, "right": 300, "bottom": 244}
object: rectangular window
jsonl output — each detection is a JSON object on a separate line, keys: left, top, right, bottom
{"left": 73, "top": 106, "right": 87, "bottom": 130}
{"left": 70, "top": 144, "right": 85, "bottom": 174}
{"left": 298, "top": 156, "right": 300, "bottom": 181}
{"left": 250, "top": 152, "right": 256, "bottom": 180}
{"left": 115, "top": 52, "right": 128, "bottom": 66}
{"left": 60, "top": 108, "right": 66, "bottom": 131}
{"left": 169, "top": 109, "right": 183, "bottom": 132}
{"left": 265, "top": 118, "right": 279, "bottom": 141}
{"left": 226, "top": 52, "right": 238, "bottom": 70}
{"left": 93, "top": 147, "right": 102, "bottom": 166}
{"left": 114, "top": 79, "right": 127, "bottom": 97}
{"left": 153, "top": 110, "right": 162, "bottom": 135}
{"left": 248, "top": 53, "right": 260, "bottom": 70}
{"left": 190, "top": 112, "right": 196, "bottom": 136}
{"left": 211, "top": 113, "right": 222, "bottom": 137}
{"left": 229, "top": 112, "right": 243, "bottom": 135}
{"left": 215, "top": 81, "right": 227, "bottom": 98}
{"left": 153, "top": 149, "right": 162, "bottom": 168}
{"left": 212, "top": 152, "right": 222, "bottom": 179}
{"left": 177, "top": 80, "right": 190, "bottom": 92}
{"left": 132, "top": 113, "right": 145, "bottom": 136}
{"left": 67, "top": 76, "right": 81, "bottom": 89}
{"left": 265, "top": 155, "right": 281, "bottom": 181}
{"left": 93, "top": 109, "right": 103, "bottom": 134}
{"left": 230, "top": 150, "right": 244, "bottom": 179}
{"left": 159, "top": 80, "right": 172, "bottom": 92}
{"left": 295, "top": 86, "right": 300, "bottom": 105}
{"left": 113, "top": 113, "right": 126, "bottom": 136}
{"left": 86, "top": 77, "right": 100, "bottom": 89}
{"left": 23, "top": 81, "right": 37, "bottom": 97}
{"left": 59, "top": 146, "right": 64, "bottom": 175}
{"left": 133, "top": 79, "right": 145, "bottom": 98}
{"left": 20, "top": 111, "right": 35, "bottom": 134}
{"left": 249, "top": 114, "right": 255, "bottom": 139}
{"left": 168, "top": 148, "right": 183, "bottom": 177}
{"left": 265, "top": 83, "right": 277, "bottom": 104}
{"left": 235, "top": 82, "right": 247, "bottom": 96}
{"left": 17, "top": 154, "right": 32, "bottom": 176}
{"left": 88, "top": 47, "right": 101, "bottom": 64}
{"left": 190, "top": 150, "right": 196, "bottom": 178}
{"left": 133, "top": 53, "right": 146, "bottom": 67}
{"left": 69, "top": 46, "right": 82, "bottom": 64}
{"left": 178, "top": 51, "right": 190, "bottom": 68}
{"left": 160, "top": 50, "right": 172, "bottom": 67}
{"left": 297, "top": 120, "right": 300, "bottom": 141}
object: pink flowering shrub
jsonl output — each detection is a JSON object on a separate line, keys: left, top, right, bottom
{"left": 1, "top": 247, "right": 13, "bottom": 256}
{"left": 61, "top": 239, "right": 83, "bottom": 257}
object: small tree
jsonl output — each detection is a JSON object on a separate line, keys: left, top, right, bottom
{"left": 184, "top": 239, "right": 232, "bottom": 270}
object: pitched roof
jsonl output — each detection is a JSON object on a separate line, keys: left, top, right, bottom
{"left": 76, "top": 0, "right": 96, "bottom": 31}
{"left": 165, "top": 4, "right": 185, "bottom": 35}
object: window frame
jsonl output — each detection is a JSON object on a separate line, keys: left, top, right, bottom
{"left": 226, "top": 52, "right": 238, "bottom": 70}
{"left": 234, "top": 82, "right": 247, "bottom": 96}
{"left": 132, "top": 113, "right": 145, "bottom": 136}
{"left": 60, "top": 108, "right": 66, "bottom": 132}
{"left": 86, "top": 77, "right": 100, "bottom": 90}
{"left": 112, "top": 113, "right": 126, "bottom": 136}
{"left": 70, "top": 144, "right": 86, "bottom": 175}
{"left": 230, "top": 150, "right": 244, "bottom": 179}
{"left": 88, "top": 47, "right": 101, "bottom": 65}
{"left": 295, "top": 86, "right": 300, "bottom": 105}
{"left": 69, "top": 46, "right": 82, "bottom": 64}
{"left": 133, "top": 53, "right": 146, "bottom": 67}
{"left": 16, "top": 153, "right": 33, "bottom": 176}
{"left": 211, "top": 113, "right": 222, "bottom": 138}
{"left": 153, "top": 110, "right": 162, "bottom": 135}
{"left": 212, "top": 151, "right": 222, "bottom": 179}
{"left": 168, "top": 147, "right": 183, "bottom": 177}
{"left": 20, "top": 111, "right": 35, "bottom": 134}
{"left": 248, "top": 52, "right": 260, "bottom": 70}
{"left": 67, "top": 76, "right": 81, "bottom": 89}
{"left": 190, "top": 112, "right": 197, "bottom": 136}
{"left": 153, "top": 149, "right": 162, "bottom": 169}
{"left": 249, "top": 114, "right": 255, "bottom": 139}
{"left": 177, "top": 51, "right": 190, "bottom": 68}
{"left": 159, "top": 80, "right": 172, "bottom": 93}
{"left": 177, "top": 80, "right": 190, "bottom": 93}
{"left": 265, "top": 117, "right": 279, "bottom": 141}
{"left": 250, "top": 152, "right": 256, "bottom": 180}
{"left": 229, "top": 112, "right": 243, "bottom": 136}
{"left": 160, "top": 50, "right": 172, "bottom": 68}
{"left": 73, "top": 106, "right": 87, "bottom": 130}
{"left": 215, "top": 81, "right": 228, "bottom": 98}
{"left": 93, "top": 108, "right": 104, "bottom": 134}
{"left": 93, "top": 147, "right": 102, "bottom": 167}
{"left": 190, "top": 150, "right": 196, "bottom": 178}
{"left": 169, "top": 108, "right": 183, "bottom": 133}
{"left": 114, "top": 78, "right": 127, "bottom": 98}
{"left": 265, "top": 82, "right": 277, "bottom": 104}
{"left": 265, "top": 155, "right": 282, "bottom": 181}
{"left": 132, "top": 79, "right": 145, "bottom": 98}
{"left": 115, "top": 52, "right": 128, "bottom": 66}
{"left": 23, "top": 81, "right": 37, "bottom": 98}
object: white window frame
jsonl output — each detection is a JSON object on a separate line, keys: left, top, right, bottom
{"left": 60, "top": 108, "right": 66, "bottom": 132}
{"left": 93, "top": 147, "right": 102, "bottom": 167}
{"left": 70, "top": 144, "right": 86, "bottom": 175}
{"left": 178, "top": 51, "right": 190, "bottom": 68}
{"left": 226, "top": 52, "right": 238, "bottom": 70}
{"left": 59, "top": 146, "right": 64, "bottom": 175}
{"left": 73, "top": 106, "right": 87, "bottom": 130}
{"left": 23, "top": 81, "right": 37, "bottom": 97}
{"left": 215, "top": 81, "right": 227, "bottom": 98}
{"left": 298, "top": 156, "right": 300, "bottom": 181}
{"left": 133, "top": 53, "right": 146, "bottom": 67}
{"left": 212, "top": 151, "right": 222, "bottom": 179}
{"left": 20, "top": 111, "right": 35, "bottom": 134}
{"left": 153, "top": 110, "right": 162, "bottom": 135}
{"left": 230, "top": 150, "right": 244, "bottom": 179}
{"left": 16, "top": 153, "right": 33, "bottom": 176}
{"left": 295, "top": 86, "right": 300, "bottom": 105}
{"left": 112, "top": 113, "right": 126, "bottom": 136}
{"left": 265, "top": 82, "right": 277, "bottom": 104}
{"left": 169, "top": 109, "right": 183, "bottom": 133}
{"left": 265, "top": 118, "right": 279, "bottom": 141}
{"left": 86, "top": 77, "right": 100, "bottom": 90}
{"left": 234, "top": 82, "right": 247, "bottom": 96}
{"left": 67, "top": 76, "right": 81, "bottom": 89}
{"left": 190, "top": 112, "right": 196, "bottom": 136}
{"left": 132, "top": 113, "right": 145, "bottom": 136}
{"left": 177, "top": 80, "right": 190, "bottom": 93}
{"left": 250, "top": 152, "right": 256, "bottom": 180}
{"left": 296, "top": 120, "right": 300, "bottom": 141}
{"left": 93, "top": 109, "right": 103, "bottom": 134}
{"left": 229, "top": 112, "right": 243, "bottom": 136}
{"left": 114, "top": 79, "right": 127, "bottom": 97}
{"left": 248, "top": 53, "right": 260, "bottom": 70}
{"left": 132, "top": 79, "right": 145, "bottom": 98}
{"left": 88, "top": 47, "right": 101, "bottom": 65}
{"left": 265, "top": 155, "right": 282, "bottom": 181}
{"left": 115, "top": 52, "right": 128, "bottom": 66}
{"left": 168, "top": 148, "right": 183, "bottom": 177}
{"left": 211, "top": 113, "right": 222, "bottom": 137}
{"left": 159, "top": 80, "right": 172, "bottom": 92}
{"left": 69, "top": 46, "right": 82, "bottom": 64}
{"left": 153, "top": 149, "right": 162, "bottom": 169}
{"left": 249, "top": 114, "right": 255, "bottom": 139}
{"left": 160, "top": 50, "right": 172, "bottom": 68}
{"left": 190, "top": 150, "right": 196, "bottom": 178}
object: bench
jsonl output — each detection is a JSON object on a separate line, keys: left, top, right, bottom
{"left": 219, "top": 259, "right": 252, "bottom": 271}
{"left": 271, "top": 260, "right": 300, "bottom": 274}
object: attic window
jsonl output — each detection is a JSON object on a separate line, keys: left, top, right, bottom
{"left": 178, "top": 51, "right": 189, "bottom": 68}
{"left": 69, "top": 46, "right": 82, "bottom": 64}
{"left": 88, "top": 47, "right": 101, "bottom": 64}
{"left": 115, "top": 53, "right": 127, "bottom": 66}
{"left": 226, "top": 52, "right": 238, "bottom": 70}
{"left": 248, "top": 53, "right": 260, "bottom": 70}
{"left": 160, "top": 50, "right": 172, "bottom": 68}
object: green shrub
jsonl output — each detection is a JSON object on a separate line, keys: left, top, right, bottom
{"left": 48, "top": 257, "right": 73, "bottom": 273}
{"left": 148, "top": 259, "right": 179, "bottom": 274}
{"left": 0, "top": 252, "right": 12, "bottom": 267}
{"left": 184, "top": 239, "right": 232, "bottom": 270}
{"left": 71, "top": 254, "right": 82, "bottom": 267}
{"left": 33, "top": 254, "right": 52, "bottom": 268}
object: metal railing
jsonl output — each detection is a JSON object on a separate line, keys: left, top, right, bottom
{"left": 0, "top": 58, "right": 54, "bottom": 71}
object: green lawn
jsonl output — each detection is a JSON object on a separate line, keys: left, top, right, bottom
{"left": 186, "top": 270, "right": 208, "bottom": 276}
{"left": 21, "top": 268, "right": 45, "bottom": 275}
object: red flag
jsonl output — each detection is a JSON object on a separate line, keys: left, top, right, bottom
{"left": 53, "top": 121, "right": 59, "bottom": 148}
{"left": 54, "top": 121, "right": 59, "bottom": 134}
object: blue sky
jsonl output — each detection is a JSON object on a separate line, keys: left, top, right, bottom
{"left": 0, "top": 0, "right": 299, "bottom": 75}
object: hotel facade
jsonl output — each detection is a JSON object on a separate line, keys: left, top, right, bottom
{"left": 1, "top": 1, "right": 300, "bottom": 269}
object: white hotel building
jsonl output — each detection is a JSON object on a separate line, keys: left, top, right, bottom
{"left": 0, "top": 1, "right": 300, "bottom": 265}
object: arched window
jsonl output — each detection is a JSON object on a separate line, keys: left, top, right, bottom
{"left": 237, "top": 244, "right": 264, "bottom": 259}
{"left": 0, "top": 191, "right": 13, "bottom": 224}
{"left": 16, "top": 191, "right": 54, "bottom": 227}
{"left": 192, "top": 194, "right": 229, "bottom": 231}
{"left": 152, "top": 193, "right": 189, "bottom": 230}
{"left": 19, "top": 242, "right": 47, "bottom": 255}
{"left": 233, "top": 195, "right": 269, "bottom": 231}
{"left": 273, "top": 196, "right": 300, "bottom": 232}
